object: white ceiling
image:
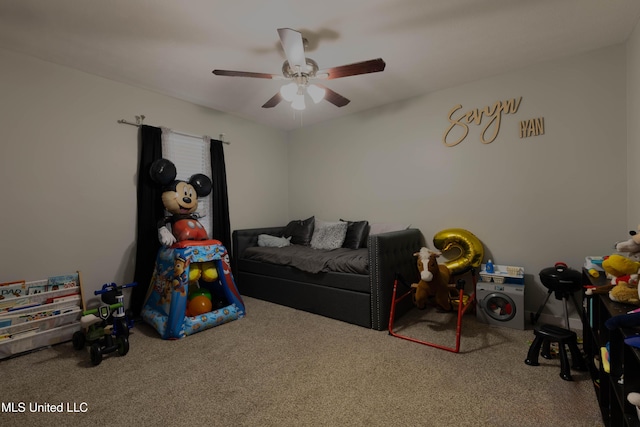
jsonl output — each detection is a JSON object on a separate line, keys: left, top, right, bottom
{"left": 1, "top": 0, "right": 639, "bottom": 131}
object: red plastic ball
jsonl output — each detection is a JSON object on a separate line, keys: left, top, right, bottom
{"left": 188, "top": 295, "right": 212, "bottom": 316}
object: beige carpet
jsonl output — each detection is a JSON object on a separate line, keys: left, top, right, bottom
{"left": 1, "top": 297, "right": 603, "bottom": 427}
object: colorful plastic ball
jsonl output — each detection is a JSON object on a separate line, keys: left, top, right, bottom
{"left": 188, "top": 295, "right": 212, "bottom": 316}
{"left": 201, "top": 262, "right": 218, "bottom": 282}
{"left": 188, "top": 288, "right": 211, "bottom": 301}
{"left": 189, "top": 264, "right": 202, "bottom": 282}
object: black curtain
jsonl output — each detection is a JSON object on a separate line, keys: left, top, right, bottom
{"left": 209, "top": 139, "right": 231, "bottom": 251}
{"left": 131, "top": 125, "right": 163, "bottom": 317}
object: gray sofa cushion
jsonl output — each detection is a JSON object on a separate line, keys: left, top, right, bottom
{"left": 341, "top": 219, "right": 369, "bottom": 249}
{"left": 283, "top": 216, "right": 315, "bottom": 246}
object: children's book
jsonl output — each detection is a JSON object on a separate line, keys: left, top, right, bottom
{"left": 26, "top": 280, "right": 48, "bottom": 295}
{"left": 47, "top": 274, "right": 79, "bottom": 291}
{"left": 0, "top": 281, "right": 27, "bottom": 300}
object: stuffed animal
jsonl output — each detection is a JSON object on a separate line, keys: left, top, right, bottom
{"left": 616, "top": 225, "right": 640, "bottom": 262}
{"left": 610, "top": 279, "right": 640, "bottom": 305}
{"left": 611, "top": 273, "right": 639, "bottom": 287}
{"left": 627, "top": 392, "right": 640, "bottom": 421}
{"left": 411, "top": 248, "right": 452, "bottom": 311}
{"left": 603, "top": 254, "right": 640, "bottom": 280}
{"left": 603, "top": 254, "right": 640, "bottom": 305}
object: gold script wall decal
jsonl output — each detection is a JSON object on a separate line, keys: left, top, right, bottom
{"left": 442, "top": 96, "right": 523, "bottom": 146}
{"left": 519, "top": 117, "right": 544, "bottom": 138}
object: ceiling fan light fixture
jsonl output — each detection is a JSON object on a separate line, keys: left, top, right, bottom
{"left": 280, "top": 82, "right": 298, "bottom": 102}
{"left": 213, "top": 30, "right": 384, "bottom": 111}
{"left": 307, "top": 84, "right": 325, "bottom": 104}
{"left": 291, "top": 93, "right": 306, "bottom": 110}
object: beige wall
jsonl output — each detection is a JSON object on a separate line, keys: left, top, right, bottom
{"left": 628, "top": 20, "right": 640, "bottom": 227}
{"left": 0, "top": 48, "right": 288, "bottom": 302}
{"left": 1, "top": 38, "right": 636, "bottom": 325}
{"left": 288, "top": 45, "right": 628, "bottom": 325}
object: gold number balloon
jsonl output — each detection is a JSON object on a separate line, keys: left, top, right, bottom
{"left": 433, "top": 228, "right": 484, "bottom": 275}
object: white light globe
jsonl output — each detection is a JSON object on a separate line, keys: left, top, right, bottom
{"left": 280, "top": 82, "right": 297, "bottom": 102}
{"left": 307, "top": 84, "right": 326, "bottom": 104}
{"left": 291, "top": 93, "right": 306, "bottom": 110}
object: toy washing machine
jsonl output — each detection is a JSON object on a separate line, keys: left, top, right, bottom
{"left": 476, "top": 268, "right": 525, "bottom": 329}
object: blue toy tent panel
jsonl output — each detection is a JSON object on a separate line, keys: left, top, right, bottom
{"left": 141, "top": 240, "right": 244, "bottom": 339}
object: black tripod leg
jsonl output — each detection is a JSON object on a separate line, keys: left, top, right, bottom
{"left": 531, "top": 290, "right": 553, "bottom": 325}
{"left": 570, "top": 291, "right": 586, "bottom": 327}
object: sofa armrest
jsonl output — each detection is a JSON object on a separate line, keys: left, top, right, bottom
{"left": 232, "top": 227, "right": 285, "bottom": 272}
{"left": 368, "top": 228, "right": 425, "bottom": 330}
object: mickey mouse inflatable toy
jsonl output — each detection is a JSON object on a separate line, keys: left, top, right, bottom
{"left": 149, "top": 158, "right": 213, "bottom": 247}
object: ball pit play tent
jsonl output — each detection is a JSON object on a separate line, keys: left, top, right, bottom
{"left": 142, "top": 240, "right": 244, "bottom": 339}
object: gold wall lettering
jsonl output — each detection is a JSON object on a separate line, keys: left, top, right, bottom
{"left": 519, "top": 117, "right": 544, "bottom": 138}
{"left": 442, "top": 96, "right": 523, "bottom": 146}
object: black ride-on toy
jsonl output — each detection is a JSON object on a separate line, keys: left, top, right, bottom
{"left": 72, "top": 282, "right": 137, "bottom": 366}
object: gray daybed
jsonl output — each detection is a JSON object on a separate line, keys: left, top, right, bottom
{"left": 232, "top": 225, "right": 424, "bottom": 330}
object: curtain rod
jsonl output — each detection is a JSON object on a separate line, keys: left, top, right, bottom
{"left": 117, "top": 119, "right": 230, "bottom": 145}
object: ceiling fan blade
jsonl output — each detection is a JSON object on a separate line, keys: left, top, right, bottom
{"left": 262, "top": 92, "right": 283, "bottom": 108}
{"left": 318, "top": 58, "right": 386, "bottom": 80}
{"left": 277, "top": 28, "right": 306, "bottom": 69}
{"left": 213, "top": 69, "right": 279, "bottom": 79}
{"left": 316, "top": 84, "right": 350, "bottom": 107}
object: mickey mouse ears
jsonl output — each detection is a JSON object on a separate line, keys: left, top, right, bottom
{"left": 149, "top": 158, "right": 177, "bottom": 185}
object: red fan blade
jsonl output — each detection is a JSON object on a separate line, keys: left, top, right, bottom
{"left": 262, "top": 92, "right": 282, "bottom": 108}
{"left": 212, "top": 69, "right": 278, "bottom": 79}
{"left": 277, "top": 28, "right": 306, "bottom": 69}
{"left": 316, "top": 84, "right": 350, "bottom": 107}
{"left": 318, "top": 58, "right": 386, "bottom": 80}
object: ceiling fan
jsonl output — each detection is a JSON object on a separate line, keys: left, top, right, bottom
{"left": 212, "top": 28, "right": 386, "bottom": 110}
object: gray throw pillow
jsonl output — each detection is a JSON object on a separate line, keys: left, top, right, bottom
{"left": 340, "top": 219, "right": 369, "bottom": 249}
{"left": 283, "top": 216, "right": 315, "bottom": 246}
{"left": 258, "top": 234, "right": 291, "bottom": 248}
{"left": 310, "top": 220, "right": 348, "bottom": 250}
